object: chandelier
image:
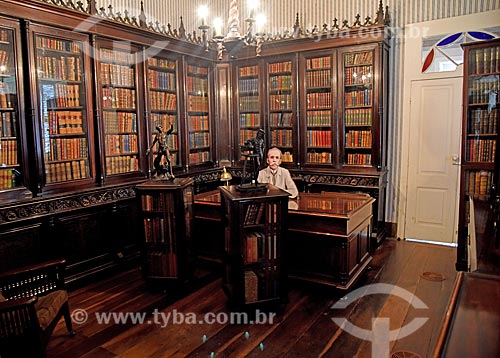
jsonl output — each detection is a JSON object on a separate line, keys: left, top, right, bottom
{"left": 198, "top": 0, "right": 266, "bottom": 60}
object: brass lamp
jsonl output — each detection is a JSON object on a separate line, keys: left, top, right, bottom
{"left": 220, "top": 166, "right": 232, "bottom": 186}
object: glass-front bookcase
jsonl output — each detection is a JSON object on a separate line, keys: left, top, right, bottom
{"left": 0, "top": 17, "right": 29, "bottom": 199}
{"left": 341, "top": 48, "right": 375, "bottom": 166}
{"left": 267, "top": 58, "right": 296, "bottom": 164}
{"left": 146, "top": 54, "right": 180, "bottom": 170}
{"left": 31, "top": 24, "right": 94, "bottom": 192}
{"left": 302, "top": 53, "right": 335, "bottom": 166}
{"left": 96, "top": 39, "right": 145, "bottom": 181}
{"left": 236, "top": 61, "right": 262, "bottom": 160}
{"left": 457, "top": 38, "right": 500, "bottom": 271}
{"left": 185, "top": 62, "right": 212, "bottom": 167}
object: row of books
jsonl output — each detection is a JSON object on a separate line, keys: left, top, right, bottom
{"left": 270, "top": 129, "right": 292, "bottom": 147}
{"left": 307, "top": 151, "right": 331, "bottom": 163}
{"left": 151, "top": 114, "right": 177, "bottom": 132}
{"left": 141, "top": 193, "right": 171, "bottom": 211}
{"left": 45, "top": 159, "right": 89, "bottom": 183}
{"left": 46, "top": 84, "right": 81, "bottom": 108}
{"left": 103, "top": 111, "right": 137, "bottom": 133}
{"left": 347, "top": 153, "right": 372, "bottom": 165}
{"left": 0, "top": 112, "right": 17, "bottom": 137}
{"left": 0, "top": 83, "right": 12, "bottom": 108}
{"left": 189, "top": 132, "right": 210, "bottom": 148}
{"left": 188, "top": 115, "right": 209, "bottom": 131}
{"left": 0, "top": 139, "right": 17, "bottom": 165}
{"left": 0, "top": 168, "right": 16, "bottom": 190}
{"left": 307, "top": 130, "right": 332, "bottom": 147}
{"left": 187, "top": 95, "right": 209, "bottom": 112}
{"left": 105, "top": 155, "right": 138, "bottom": 175}
{"left": 0, "top": 50, "right": 9, "bottom": 68}
{"left": 306, "top": 69, "right": 331, "bottom": 88}
{"left": 345, "top": 88, "right": 372, "bottom": 107}
{"left": 145, "top": 251, "right": 177, "bottom": 278}
{"left": 105, "top": 134, "right": 138, "bottom": 155}
{"left": 239, "top": 65, "right": 259, "bottom": 77}
{"left": 245, "top": 231, "right": 265, "bottom": 263}
{"left": 465, "top": 169, "right": 493, "bottom": 198}
{"left": 269, "top": 94, "right": 292, "bottom": 111}
{"left": 99, "top": 48, "right": 134, "bottom": 64}
{"left": 466, "top": 139, "right": 496, "bottom": 162}
{"left": 244, "top": 269, "right": 280, "bottom": 303}
{"left": 239, "top": 96, "right": 260, "bottom": 112}
{"left": 306, "top": 92, "right": 332, "bottom": 109}
{"left": 244, "top": 203, "right": 265, "bottom": 225}
{"left": 37, "top": 55, "right": 81, "bottom": 81}
{"left": 239, "top": 113, "right": 261, "bottom": 127}
{"left": 269, "top": 112, "right": 293, "bottom": 126}
{"left": 148, "top": 69, "right": 176, "bottom": 91}
{"left": 306, "top": 56, "right": 331, "bottom": 70}
{"left": 469, "top": 46, "right": 500, "bottom": 75}
{"left": 149, "top": 91, "right": 177, "bottom": 111}
{"left": 269, "top": 75, "right": 292, "bottom": 90}
{"left": 344, "top": 51, "right": 373, "bottom": 66}
{"left": 46, "top": 110, "right": 83, "bottom": 135}
{"left": 344, "top": 66, "right": 372, "bottom": 85}
{"left": 307, "top": 110, "right": 331, "bottom": 127}
{"left": 147, "top": 57, "right": 176, "bottom": 70}
{"left": 100, "top": 63, "right": 135, "bottom": 87}
{"left": 188, "top": 150, "right": 209, "bottom": 164}
{"left": 239, "top": 78, "right": 259, "bottom": 93}
{"left": 46, "top": 137, "right": 87, "bottom": 162}
{"left": 345, "top": 130, "right": 372, "bottom": 148}
{"left": 0, "top": 29, "right": 9, "bottom": 43}
{"left": 345, "top": 108, "right": 372, "bottom": 126}
{"left": 186, "top": 77, "right": 208, "bottom": 93}
{"left": 240, "top": 129, "right": 259, "bottom": 145}
{"left": 187, "top": 65, "right": 208, "bottom": 75}
{"left": 468, "top": 79, "right": 498, "bottom": 104}
{"left": 37, "top": 36, "right": 80, "bottom": 53}
{"left": 143, "top": 217, "right": 174, "bottom": 243}
{"left": 468, "top": 108, "right": 498, "bottom": 134}
{"left": 101, "top": 87, "right": 136, "bottom": 109}
{"left": 268, "top": 61, "right": 292, "bottom": 74}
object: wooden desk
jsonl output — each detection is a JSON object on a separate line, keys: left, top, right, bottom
{"left": 194, "top": 189, "right": 375, "bottom": 289}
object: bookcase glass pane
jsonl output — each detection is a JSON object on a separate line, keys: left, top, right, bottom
{"left": 99, "top": 47, "right": 139, "bottom": 175}
{"left": 186, "top": 64, "right": 210, "bottom": 165}
{"left": 268, "top": 61, "right": 293, "bottom": 163}
{"left": 238, "top": 64, "right": 261, "bottom": 159}
{"left": 147, "top": 56, "right": 179, "bottom": 167}
{"left": 0, "top": 26, "right": 22, "bottom": 189}
{"left": 35, "top": 34, "right": 90, "bottom": 183}
{"left": 343, "top": 50, "right": 374, "bottom": 166}
{"left": 305, "top": 55, "right": 332, "bottom": 164}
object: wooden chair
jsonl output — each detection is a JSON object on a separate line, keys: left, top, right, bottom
{"left": 0, "top": 259, "right": 75, "bottom": 358}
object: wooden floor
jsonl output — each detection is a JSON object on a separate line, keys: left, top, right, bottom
{"left": 47, "top": 239, "right": 461, "bottom": 358}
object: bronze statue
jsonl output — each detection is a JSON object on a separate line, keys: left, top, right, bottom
{"left": 242, "top": 128, "right": 265, "bottom": 168}
{"left": 146, "top": 124, "right": 175, "bottom": 180}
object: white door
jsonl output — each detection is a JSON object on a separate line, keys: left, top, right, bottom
{"left": 404, "top": 78, "right": 462, "bottom": 243}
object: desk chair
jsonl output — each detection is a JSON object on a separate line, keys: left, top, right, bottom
{"left": 0, "top": 259, "right": 75, "bottom": 358}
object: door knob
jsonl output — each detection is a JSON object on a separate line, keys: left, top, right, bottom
{"left": 452, "top": 155, "right": 460, "bottom": 165}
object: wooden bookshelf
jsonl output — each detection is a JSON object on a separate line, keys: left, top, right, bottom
{"left": 457, "top": 38, "right": 500, "bottom": 271}
{"left": 29, "top": 24, "right": 96, "bottom": 192}
{"left": 185, "top": 62, "right": 212, "bottom": 167}
{"left": 146, "top": 55, "right": 180, "bottom": 169}
{"left": 136, "top": 178, "right": 194, "bottom": 287}
{"left": 220, "top": 184, "right": 288, "bottom": 309}
{"left": 267, "top": 58, "right": 296, "bottom": 163}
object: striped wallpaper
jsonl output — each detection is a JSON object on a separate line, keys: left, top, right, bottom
{"left": 98, "top": 0, "right": 499, "bottom": 224}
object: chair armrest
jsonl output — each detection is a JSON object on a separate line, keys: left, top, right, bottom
{"left": 0, "top": 259, "right": 67, "bottom": 300}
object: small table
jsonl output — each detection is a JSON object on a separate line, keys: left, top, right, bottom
{"left": 194, "top": 189, "right": 375, "bottom": 290}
